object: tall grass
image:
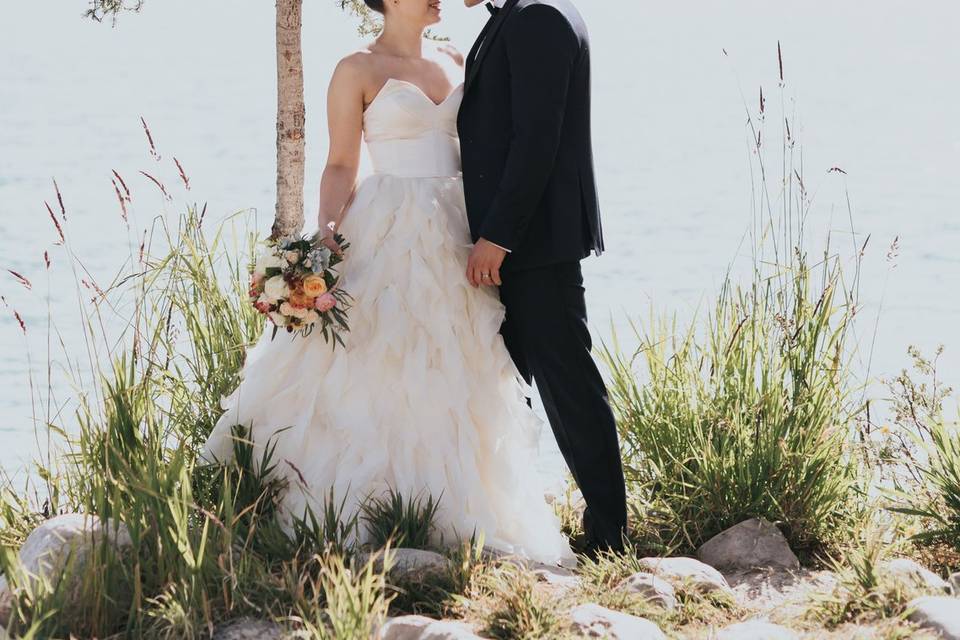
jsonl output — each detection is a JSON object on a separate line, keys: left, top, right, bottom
{"left": 601, "top": 53, "right": 866, "bottom": 557}
{"left": 0, "top": 172, "right": 399, "bottom": 635}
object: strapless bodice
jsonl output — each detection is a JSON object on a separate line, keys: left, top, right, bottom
{"left": 363, "top": 78, "right": 464, "bottom": 179}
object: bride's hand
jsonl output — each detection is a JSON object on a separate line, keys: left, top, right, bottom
{"left": 312, "top": 230, "right": 344, "bottom": 256}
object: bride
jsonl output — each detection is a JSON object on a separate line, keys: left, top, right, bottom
{"left": 201, "top": 0, "right": 576, "bottom": 566}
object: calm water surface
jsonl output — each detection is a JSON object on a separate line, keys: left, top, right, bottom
{"left": 1, "top": 1, "right": 958, "bottom": 478}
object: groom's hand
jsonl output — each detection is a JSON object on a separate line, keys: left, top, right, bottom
{"left": 467, "top": 238, "right": 507, "bottom": 287}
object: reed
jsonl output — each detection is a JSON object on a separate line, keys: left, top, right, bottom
{"left": 600, "top": 51, "right": 869, "bottom": 557}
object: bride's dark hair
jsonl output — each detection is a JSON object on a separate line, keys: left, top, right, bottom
{"left": 363, "top": 0, "right": 386, "bottom": 13}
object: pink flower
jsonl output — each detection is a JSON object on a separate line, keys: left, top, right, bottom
{"left": 314, "top": 292, "right": 337, "bottom": 312}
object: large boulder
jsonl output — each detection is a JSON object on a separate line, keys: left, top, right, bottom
{"left": 883, "top": 559, "right": 952, "bottom": 594}
{"left": 377, "top": 615, "right": 486, "bottom": 640}
{"left": 715, "top": 620, "right": 799, "bottom": 639}
{"left": 212, "top": 618, "right": 285, "bottom": 640}
{"left": 637, "top": 557, "right": 734, "bottom": 596}
{"left": 697, "top": 518, "right": 799, "bottom": 572}
{"left": 0, "top": 514, "right": 132, "bottom": 627}
{"left": 568, "top": 603, "right": 666, "bottom": 639}
{"left": 907, "top": 596, "right": 960, "bottom": 639}
{"left": 615, "top": 572, "right": 677, "bottom": 610}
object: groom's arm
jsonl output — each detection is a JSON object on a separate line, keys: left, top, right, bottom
{"left": 479, "top": 5, "right": 579, "bottom": 252}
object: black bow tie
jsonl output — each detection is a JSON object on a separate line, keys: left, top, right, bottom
{"left": 486, "top": 2, "right": 499, "bottom": 16}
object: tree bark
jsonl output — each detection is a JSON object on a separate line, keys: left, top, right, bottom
{"left": 272, "top": 0, "right": 306, "bottom": 240}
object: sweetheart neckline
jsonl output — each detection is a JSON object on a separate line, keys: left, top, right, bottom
{"left": 364, "top": 78, "right": 465, "bottom": 115}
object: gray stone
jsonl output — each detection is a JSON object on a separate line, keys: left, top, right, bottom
{"left": 377, "top": 615, "right": 485, "bottom": 640}
{"left": 950, "top": 572, "right": 960, "bottom": 595}
{"left": 884, "top": 558, "right": 952, "bottom": 594}
{"left": 212, "top": 617, "right": 285, "bottom": 640}
{"left": 637, "top": 556, "right": 733, "bottom": 595}
{"left": 907, "top": 596, "right": 960, "bottom": 639}
{"left": 533, "top": 564, "right": 581, "bottom": 591}
{"left": 615, "top": 572, "right": 677, "bottom": 610}
{"left": 697, "top": 518, "right": 799, "bottom": 572}
{"left": 363, "top": 548, "right": 452, "bottom": 582}
{"left": 716, "top": 620, "right": 799, "bottom": 639}
{"left": 568, "top": 603, "right": 666, "bottom": 639}
{"left": 0, "top": 513, "right": 132, "bottom": 625}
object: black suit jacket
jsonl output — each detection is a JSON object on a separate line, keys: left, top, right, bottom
{"left": 457, "top": 0, "right": 603, "bottom": 272}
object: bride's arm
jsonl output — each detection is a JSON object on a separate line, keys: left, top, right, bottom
{"left": 316, "top": 57, "right": 365, "bottom": 243}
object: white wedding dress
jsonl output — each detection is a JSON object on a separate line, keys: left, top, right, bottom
{"left": 201, "top": 78, "right": 576, "bottom": 566}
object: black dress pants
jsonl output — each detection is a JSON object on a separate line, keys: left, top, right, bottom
{"left": 499, "top": 261, "right": 628, "bottom": 551}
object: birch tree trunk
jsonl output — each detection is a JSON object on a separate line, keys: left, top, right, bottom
{"left": 272, "top": 0, "right": 306, "bottom": 240}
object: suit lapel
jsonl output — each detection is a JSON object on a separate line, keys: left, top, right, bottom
{"left": 464, "top": 0, "right": 520, "bottom": 95}
{"left": 466, "top": 13, "right": 495, "bottom": 74}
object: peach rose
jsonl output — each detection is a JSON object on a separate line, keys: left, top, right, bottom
{"left": 302, "top": 275, "right": 328, "bottom": 297}
{"left": 314, "top": 292, "right": 337, "bottom": 313}
{"left": 288, "top": 291, "right": 313, "bottom": 309}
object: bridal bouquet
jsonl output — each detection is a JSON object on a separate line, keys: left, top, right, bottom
{"left": 249, "top": 232, "right": 351, "bottom": 345}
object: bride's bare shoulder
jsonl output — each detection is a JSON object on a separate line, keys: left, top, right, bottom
{"left": 328, "top": 49, "right": 383, "bottom": 97}
{"left": 333, "top": 48, "right": 378, "bottom": 77}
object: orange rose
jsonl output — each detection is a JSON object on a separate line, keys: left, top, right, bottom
{"left": 288, "top": 291, "right": 313, "bottom": 309}
{"left": 302, "top": 275, "right": 328, "bottom": 297}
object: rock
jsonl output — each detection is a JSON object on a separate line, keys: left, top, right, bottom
{"left": 533, "top": 567, "right": 580, "bottom": 591}
{"left": 907, "top": 596, "right": 960, "bottom": 639}
{"left": 615, "top": 572, "right": 677, "bottom": 610}
{"left": 724, "top": 568, "right": 838, "bottom": 617}
{"left": 363, "top": 548, "right": 452, "bottom": 582}
{"left": 883, "top": 558, "right": 952, "bottom": 594}
{"left": 377, "top": 615, "right": 485, "bottom": 640}
{"left": 533, "top": 564, "right": 581, "bottom": 591}
{"left": 0, "top": 513, "right": 132, "bottom": 625}
{"left": 212, "top": 617, "right": 285, "bottom": 640}
{"left": 697, "top": 518, "right": 799, "bottom": 572}
{"left": 637, "top": 556, "right": 734, "bottom": 595}
{"left": 568, "top": 603, "right": 666, "bottom": 639}
{"left": 715, "top": 620, "right": 799, "bottom": 639}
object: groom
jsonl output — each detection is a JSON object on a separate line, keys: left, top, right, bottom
{"left": 457, "top": 0, "right": 628, "bottom": 555}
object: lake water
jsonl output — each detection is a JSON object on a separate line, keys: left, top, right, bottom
{"left": 1, "top": 1, "right": 958, "bottom": 479}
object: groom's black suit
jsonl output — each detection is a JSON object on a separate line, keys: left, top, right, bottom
{"left": 457, "top": 0, "right": 628, "bottom": 552}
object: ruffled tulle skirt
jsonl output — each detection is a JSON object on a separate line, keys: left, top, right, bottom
{"left": 201, "top": 174, "right": 575, "bottom": 566}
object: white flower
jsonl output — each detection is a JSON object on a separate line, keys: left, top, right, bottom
{"left": 268, "top": 311, "right": 287, "bottom": 326}
{"left": 303, "top": 310, "right": 320, "bottom": 325}
{"left": 264, "top": 276, "right": 290, "bottom": 301}
{"left": 280, "top": 302, "right": 309, "bottom": 320}
{"left": 285, "top": 250, "right": 301, "bottom": 264}
{"left": 254, "top": 252, "right": 285, "bottom": 276}
{"left": 257, "top": 293, "right": 276, "bottom": 306}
